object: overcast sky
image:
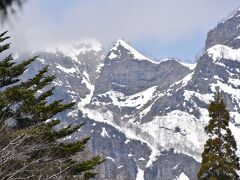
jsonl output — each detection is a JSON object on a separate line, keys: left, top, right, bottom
{"left": 2, "top": 0, "right": 240, "bottom": 63}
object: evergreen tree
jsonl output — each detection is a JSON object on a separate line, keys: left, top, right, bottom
{"left": 198, "top": 92, "right": 240, "bottom": 180}
{"left": 0, "top": 31, "right": 104, "bottom": 179}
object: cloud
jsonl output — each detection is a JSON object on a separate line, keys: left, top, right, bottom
{"left": 2, "top": 0, "right": 240, "bottom": 55}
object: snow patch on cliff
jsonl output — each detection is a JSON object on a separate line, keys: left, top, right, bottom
{"left": 136, "top": 166, "right": 144, "bottom": 180}
{"left": 175, "top": 172, "right": 190, "bottom": 180}
{"left": 96, "top": 86, "right": 157, "bottom": 109}
{"left": 56, "top": 64, "right": 77, "bottom": 74}
{"left": 207, "top": 45, "right": 240, "bottom": 61}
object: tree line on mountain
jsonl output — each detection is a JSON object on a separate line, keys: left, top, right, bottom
{"left": 0, "top": 31, "right": 104, "bottom": 179}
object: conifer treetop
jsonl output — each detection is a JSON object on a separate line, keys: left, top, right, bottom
{"left": 198, "top": 92, "right": 239, "bottom": 180}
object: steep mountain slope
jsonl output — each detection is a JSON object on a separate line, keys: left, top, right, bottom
{"left": 95, "top": 39, "right": 193, "bottom": 96}
{"left": 17, "top": 8, "right": 240, "bottom": 180}
{"left": 20, "top": 41, "right": 103, "bottom": 103}
{"left": 205, "top": 8, "right": 240, "bottom": 50}
{"left": 81, "top": 9, "right": 240, "bottom": 179}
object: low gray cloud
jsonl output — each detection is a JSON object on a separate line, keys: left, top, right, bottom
{"left": 2, "top": 0, "right": 240, "bottom": 54}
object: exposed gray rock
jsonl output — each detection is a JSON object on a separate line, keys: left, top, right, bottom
{"left": 144, "top": 151, "right": 199, "bottom": 180}
{"left": 94, "top": 41, "right": 191, "bottom": 96}
{"left": 15, "top": 8, "right": 240, "bottom": 180}
{"left": 205, "top": 8, "right": 240, "bottom": 50}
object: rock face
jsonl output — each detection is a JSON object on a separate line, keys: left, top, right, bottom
{"left": 18, "top": 8, "right": 240, "bottom": 180}
{"left": 94, "top": 40, "right": 191, "bottom": 96}
{"left": 144, "top": 152, "right": 200, "bottom": 180}
{"left": 205, "top": 8, "right": 240, "bottom": 50}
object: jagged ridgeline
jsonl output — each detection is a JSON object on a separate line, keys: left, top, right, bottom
{"left": 13, "top": 8, "right": 240, "bottom": 180}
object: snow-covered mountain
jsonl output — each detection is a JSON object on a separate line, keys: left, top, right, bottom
{"left": 18, "top": 8, "right": 240, "bottom": 180}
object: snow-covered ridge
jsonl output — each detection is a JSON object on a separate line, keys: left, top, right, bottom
{"left": 159, "top": 58, "right": 196, "bottom": 70}
{"left": 108, "top": 39, "right": 196, "bottom": 68}
{"left": 108, "top": 39, "right": 160, "bottom": 64}
{"left": 109, "top": 39, "right": 149, "bottom": 60}
{"left": 207, "top": 44, "right": 240, "bottom": 61}
{"left": 30, "top": 39, "right": 102, "bottom": 62}
{"left": 88, "top": 40, "right": 240, "bottom": 167}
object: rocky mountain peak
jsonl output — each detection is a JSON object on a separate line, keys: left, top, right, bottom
{"left": 15, "top": 7, "right": 240, "bottom": 180}
{"left": 28, "top": 40, "right": 103, "bottom": 63}
{"left": 205, "top": 7, "right": 240, "bottom": 50}
{"left": 107, "top": 39, "right": 151, "bottom": 62}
